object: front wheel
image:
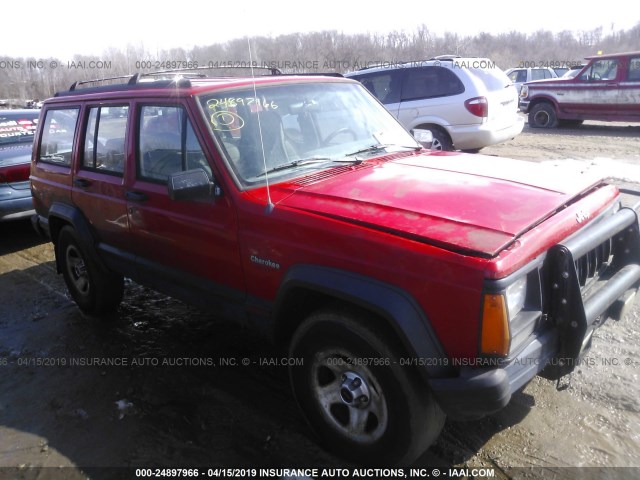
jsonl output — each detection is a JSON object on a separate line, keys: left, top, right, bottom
{"left": 528, "top": 103, "right": 558, "bottom": 128}
{"left": 57, "top": 226, "right": 124, "bottom": 315}
{"left": 289, "top": 308, "right": 445, "bottom": 465}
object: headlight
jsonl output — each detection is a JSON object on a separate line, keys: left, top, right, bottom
{"left": 520, "top": 85, "right": 529, "bottom": 98}
{"left": 505, "top": 276, "right": 527, "bottom": 320}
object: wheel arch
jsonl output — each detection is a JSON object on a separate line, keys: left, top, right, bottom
{"left": 47, "top": 202, "right": 107, "bottom": 274}
{"left": 273, "top": 264, "right": 450, "bottom": 379}
{"left": 527, "top": 95, "right": 560, "bottom": 114}
{"left": 412, "top": 123, "right": 454, "bottom": 150}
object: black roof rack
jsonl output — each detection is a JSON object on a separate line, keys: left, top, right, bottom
{"left": 55, "top": 66, "right": 344, "bottom": 97}
{"left": 145, "top": 65, "right": 282, "bottom": 77}
{"left": 55, "top": 65, "right": 285, "bottom": 97}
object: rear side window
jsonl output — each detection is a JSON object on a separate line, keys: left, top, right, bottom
{"left": 82, "top": 105, "right": 129, "bottom": 175}
{"left": 38, "top": 109, "right": 79, "bottom": 166}
{"left": 628, "top": 57, "right": 640, "bottom": 81}
{"left": 0, "top": 112, "right": 39, "bottom": 145}
{"left": 138, "top": 106, "right": 211, "bottom": 183}
{"left": 401, "top": 66, "right": 464, "bottom": 101}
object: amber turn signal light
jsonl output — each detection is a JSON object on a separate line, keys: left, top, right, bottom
{"left": 480, "top": 294, "right": 510, "bottom": 356}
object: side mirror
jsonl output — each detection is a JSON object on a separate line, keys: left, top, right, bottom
{"left": 412, "top": 129, "right": 433, "bottom": 149}
{"left": 168, "top": 168, "right": 218, "bottom": 201}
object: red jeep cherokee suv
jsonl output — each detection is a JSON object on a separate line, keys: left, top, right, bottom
{"left": 30, "top": 71, "right": 640, "bottom": 465}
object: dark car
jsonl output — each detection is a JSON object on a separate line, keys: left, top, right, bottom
{"left": 0, "top": 109, "right": 39, "bottom": 221}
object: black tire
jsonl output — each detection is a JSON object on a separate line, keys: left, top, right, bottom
{"left": 427, "top": 127, "right": 454, "bottom": 151}
{"left": 528, "top": 103, "right": 558, "bottom": 128}
{"left": 289, "top": 307, "right": 445, "bottom": 465}
{"left": 56, "top": 226, "right": 124, "bottom": 315}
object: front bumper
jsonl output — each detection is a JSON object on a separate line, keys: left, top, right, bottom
{"left": 428, "top": 203, "right": 640, "bottom": 420}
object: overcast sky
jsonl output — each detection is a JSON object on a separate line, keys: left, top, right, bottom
{"left": 3, "top": 0, "right": 638, "bottom": 59}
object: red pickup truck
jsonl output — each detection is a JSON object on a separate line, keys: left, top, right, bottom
{"left": 30, "top": 71, "right": 640, "bottom": 465}
{"left": 520, "top": 51, "right": 640, "bottom": 127}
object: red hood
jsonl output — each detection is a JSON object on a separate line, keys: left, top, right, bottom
{"left": 276, "top": 153, "right": 605, "bottom": 256}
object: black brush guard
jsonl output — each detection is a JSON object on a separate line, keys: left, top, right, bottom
{"left": 542, "top": 205, "right": 640, "bottom": 379}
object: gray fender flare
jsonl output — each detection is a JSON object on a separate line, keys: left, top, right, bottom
{"left": 274, "top": 264, "right": 451, "bottom": 379}
{"left": 47, "top": 202, "right": 109, "bottom": 274}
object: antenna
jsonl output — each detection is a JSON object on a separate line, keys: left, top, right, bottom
{"left": 248, "top": 38, "right": 274, "bottom": 214}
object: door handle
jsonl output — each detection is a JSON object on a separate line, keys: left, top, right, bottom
{"left": 125, "top": 191, "right": 148, "bottom": 202}
{"left": 73, "top": 178, "right": 91, "bottom": 188}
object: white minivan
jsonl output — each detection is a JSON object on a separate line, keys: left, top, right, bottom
{"left": 346, "top": 58, "right": 524, "bottom": 151}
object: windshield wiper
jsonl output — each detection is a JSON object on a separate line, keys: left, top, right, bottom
{"left": 256, "top": 157, "right": 362, "bottom": 177}
{"left": 346, "top": 144, "right": 421, "bottom": 158}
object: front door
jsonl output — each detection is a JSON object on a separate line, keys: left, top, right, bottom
{"left": 125, "top": 102, "right": 245, "bottom": 306}
{"left": 560, "top": 58, "right": 621, "bottom": 117}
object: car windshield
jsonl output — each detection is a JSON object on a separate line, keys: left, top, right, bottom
{"left": 198, "top": 81, "right": 420, "bottom": 187}
{"left": 0, "top": 111, "right": 39, "bottom": 146}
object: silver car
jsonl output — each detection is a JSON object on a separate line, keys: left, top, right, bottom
{"left": 0, "top": 109, "right": 39, "bottom": 221}
{"left": 346, "top": 58, "right": 523, "bottom": 151}
{"left": 505, "top": 67, "right": 559, "bottom": 95}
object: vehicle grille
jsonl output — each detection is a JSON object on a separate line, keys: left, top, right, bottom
{"left": 574, "top": 237, "right": 614, "bottom": 293}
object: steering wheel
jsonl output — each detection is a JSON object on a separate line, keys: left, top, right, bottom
{"left": 323, "top": 127, "right": 357, "bottom": 145}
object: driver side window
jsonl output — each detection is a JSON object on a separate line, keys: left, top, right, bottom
{"left": 580, "top": 60, "right": 619, "bottom": 82}
{"left": 138, "top": 106, "right": 212, "bottom": 183}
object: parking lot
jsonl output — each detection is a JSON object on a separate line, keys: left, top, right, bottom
{"left": 1, "top": 119, "right": 639, "bottom": 479}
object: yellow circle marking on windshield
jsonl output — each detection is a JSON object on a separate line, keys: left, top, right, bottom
{"left": 210, "top": 111, "right": 244, "bottom": 131}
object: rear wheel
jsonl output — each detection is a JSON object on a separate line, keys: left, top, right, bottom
{"left": 427, "top": 127, "right": 454, "bottom": 151}
{"left": 528, "top": 103, "right": 558, "bottom": 128}
{"left": 289, "top": 307, "right": 445, "bottom": 465}
{"left": 57, "top": 226, "right": 124, "bottom": 315}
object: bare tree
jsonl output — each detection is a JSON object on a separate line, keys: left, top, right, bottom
{"left": 2, "top": 22, "right": 639, "bottom": 103}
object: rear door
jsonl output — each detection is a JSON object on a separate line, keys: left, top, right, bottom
{"left": 125, "top": 101, "right": 244, "bottom": 303}
{"left": 71, "top": 104, "right": 131, "bottom": 263}
{"left": 618, "top": 55, "right": 640, "bottom": 120}
{"left": 396, "top": 66, "right": 467, "bottom": 128}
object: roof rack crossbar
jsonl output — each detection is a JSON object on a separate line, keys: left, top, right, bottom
{"left": 65, "top": 65, "right": 284, "bottom": 92}
{"left": 141, "top": 65, "right": 282, "bottom": 76}
{"left": 69, "top": 74, "right": 139, "bottom": 91}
